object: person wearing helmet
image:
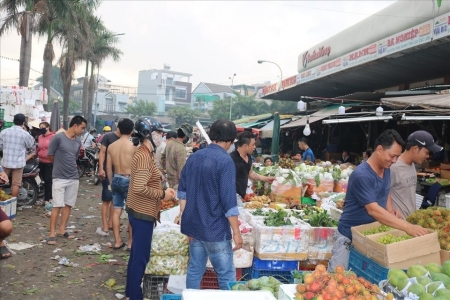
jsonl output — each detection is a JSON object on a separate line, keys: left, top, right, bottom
{"left": 161, "top": 123, "right": 193, "bottom": 189}
{"left": 95, "top": 126, "right": 112, "bottom": 144}
{"left": 125, "top": 117, "right": 175, "bottom": 299}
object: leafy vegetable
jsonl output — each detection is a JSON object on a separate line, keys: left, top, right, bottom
{"left": 264, "top": 209, "right": 292, "bottom": 227}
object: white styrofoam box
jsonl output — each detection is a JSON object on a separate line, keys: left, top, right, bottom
{"left": 0, "top": 199, "right": 11, "bottom": 217}
{"left": 330, "top": 206, "right": 342, "bottom": 221}
{"left": 9, "top": 197, "right": 17, "bottom": 218}
{"left": 159, "top": 205, "right": 180, "bottom": 223}
{"left": 415, "top": 193, "right": 424, "bottom": 209}
{"left": 182, "top": 289, "right": 277, "bottom": 300}
{"left": 445, "top": 193, "right": 450, "bottom": 210}
{"left": 278, "top": 284, "right": 297, "bottom": 300}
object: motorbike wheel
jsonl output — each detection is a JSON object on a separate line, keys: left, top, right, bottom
{"left": 93, "top": 165, "right": 100, "bottom": 185}
{"left": 18, "top": 178, "right": 39, "bottom": 206}
{"left": 78, "top": 164, "right": 86, "bottom": 178}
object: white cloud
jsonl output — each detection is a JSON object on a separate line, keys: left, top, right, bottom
{"left": 0, "top": 1, "right": 395, "bottom": 89}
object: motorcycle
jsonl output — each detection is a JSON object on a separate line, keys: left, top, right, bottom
{"left": 77, "top": 142, "right": 99, "bottom": 183}
{"left": 0, "top": 160, "right": 40, "bottom": 206}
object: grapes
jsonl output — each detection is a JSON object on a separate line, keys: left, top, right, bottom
{"left": 377, "top": 234, "right": 412, "bottom": 244}
{"left": 362, "top": 225, "right": 393, "bottom": 236}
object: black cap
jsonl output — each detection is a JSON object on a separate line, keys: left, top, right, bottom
{"left": 13, "top": 113, "right": 26, "bottom": 125}
{"left": 407, "top": 131, "right": 443, "bottom": 153}
{"left": 166, "top": 131, "right": 177, "bottom": 139}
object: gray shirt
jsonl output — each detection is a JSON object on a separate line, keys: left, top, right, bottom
{"left": 48, "top": 132, "right": 81, "bottom": 180}
{"left": 390, "top": 158, "right": 417, "bottom": 218}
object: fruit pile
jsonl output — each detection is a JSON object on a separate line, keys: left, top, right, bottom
{"left": 160, "top": 199, "right": 177, "bottom": 211}
{"left": 376, "top": 233, "right": 412, "bottom": 244}
{"left": 385, "top": 262, "right": 450, "bottom": 299}
{"left": 406, "top": 207, "right": 450, "bottom": 250}
{"left": 277, "top": 157, "right": 297, "bottom": 169}
{"left": 294, "top": 264, "right": 383, "bottom": 300}
{"left": 361, "top": 225, "right": 392, "bottom": 236}
{"left": 0, "top": 189, "right": 12, "bottom": 201}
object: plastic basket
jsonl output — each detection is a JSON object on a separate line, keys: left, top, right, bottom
{"left": 143, "top": 275, "right": 171, "bottom": 300}
{"left": 227, "top": 281, "right": 247, "bottom": 290}
{"left": 252, "top": 256, "right": 298, "bottom": 271}
{"left": 160, "top": 295, "right": 181, "bottom": 300}
{"left": 250, "top": 269, "right": 292, "bottom": 284}
{"left": 200, "top": 268, "right": 250, "bottom": 289}
{"left": 348, "top": 246, "right": 390, "bottom": 284}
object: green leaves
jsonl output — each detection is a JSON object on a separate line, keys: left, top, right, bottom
{"left": 125, "top": 99, "right": 157, "bottom": 119}
{"left": 167, "top": 105, "right": 201, "bottom": 128}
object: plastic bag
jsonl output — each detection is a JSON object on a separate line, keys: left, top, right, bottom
{"left": 151, "top": 222, "right": 189, "bottom": 256}
{"left": 146, "top": 255, "right": 189, "bottom": 275}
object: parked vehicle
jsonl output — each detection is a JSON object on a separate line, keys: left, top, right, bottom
{"left": 0, "top": 160, "right": 40, "bottom": 206}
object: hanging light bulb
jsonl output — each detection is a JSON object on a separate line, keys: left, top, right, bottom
{"left": 303, "top": 116, "right": 311, "bottom": 136}
{"left": 297, "top": 100, "right": 306, "bottom": 111}
{"left": 285, "top": 131, "right": 289, "bottom": 136}
{"left": 338, "top": 101, "right": 345, "bottom": 115}
{"left": 376, "top": 106, "right": 384, "bottom": 116}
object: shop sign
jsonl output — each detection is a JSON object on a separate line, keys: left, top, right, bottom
{"left": 298, "top": 68, "right": 316, "bottom": 84}
{"left": 302, "top": 46, "right": 331, "bottom": 68}
{"left": 342, "top": 43, "right": 378, "bottom": 69}
{"left": 260, "top": 82, "right": 279, "bottom": 97}
{"left": 281, "top": 75, "right": 297, "bottom": 90}
{"left": 316, "top": 58, "right": 342, "bottom": 78}
{"left": 433, "top": 12, "right": 450, "bottom": 40}
{"left": 378, "top": 20, "right": 433, "bottom": 58}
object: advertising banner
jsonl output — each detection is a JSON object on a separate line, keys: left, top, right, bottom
{"left": 298, "top": 68, "right": 316, "bottom": 84}
{"left": 433, "top": 12, "right": 450, "bottom": 40}
{"left": 260, "top": 82, "right": 280, "bottom": 97}
{"left": 316, "top": 58, "right": 342, "bottom": 79}
{"left": 378, "top": 20, "right": 433, "bottom": 57}
{"left": 281, "top": 75, "right": 297, "bottom": 90}
{"left": 342, "top": 43, "right": 378, "bottom": 69}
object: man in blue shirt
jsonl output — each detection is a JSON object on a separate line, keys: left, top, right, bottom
{"left": 328, "top": 130, "right": 428, "bottom": 271}
{"left": 178, "top": 119, "right": 242, "bottom": 290}
{"left": 298, "top": 137, "right": 315, "bottom": 162}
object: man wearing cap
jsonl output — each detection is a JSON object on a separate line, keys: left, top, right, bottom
{"left": 161, "top": 123, "right": 192, "bottom": 189}
{"left": 0, "top": 114, "right": 35, "bottom": 197}
{"left": 390, "top": 131, "right": 443, "bottom": 218}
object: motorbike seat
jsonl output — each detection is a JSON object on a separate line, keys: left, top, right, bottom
{"left": 23, "top": 163, "right": 36, "bottom": 173}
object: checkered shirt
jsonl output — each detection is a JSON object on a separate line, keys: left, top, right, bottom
{"left": 0, "top": 125, "right": 35, "bottom": 168}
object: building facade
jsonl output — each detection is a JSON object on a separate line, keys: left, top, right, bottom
{"left": 137, "top": 65, "right": 192, "bottom": 115}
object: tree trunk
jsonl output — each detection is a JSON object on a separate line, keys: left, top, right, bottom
{"left": 87, "top": 64, "right": 95, "bottom": 127}
{"left": 43, "top": 41, "right": 54, "bottom": 111}
{"left": 19, "top": 12, "right": 33, "bottom": 87}
{"left": 81, "top": 61, "right": 89, "bottom": 119}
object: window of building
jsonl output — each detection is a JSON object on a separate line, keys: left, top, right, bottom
{"left": 174, "top": 88, "right": 186, "bottom": 99}
{"left": 166, "top": 77, "right": 173, "bottom": 85}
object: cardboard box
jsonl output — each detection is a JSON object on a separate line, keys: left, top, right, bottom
{"left": 441, "top": 170, "right": 450, "bottom": 180}
{"left": 351, "top": 222, "right": 388, "bottom": 256}
{"left": 440, "top": 249, "right": 450, "bottom": 264}
{"left": 422, "top": 161, "right": 440, "bottom": 168}
{"left": 365, "top": 229, "right": 441, "bottom": 268}
{"left": 441, "top": 163, "right": 450, "bottom": 170}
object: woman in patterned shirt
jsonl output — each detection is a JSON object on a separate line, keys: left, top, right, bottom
{"left": 125, "top": 118, "right": 175, "bottom": 300}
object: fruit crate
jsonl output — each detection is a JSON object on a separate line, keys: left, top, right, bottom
{"left": 252, "top": 256, "right": 298, "bottom": 271}
{"left": 160, "top": 295, "right": 181, "bottom": 300}
{"left": 250, "top": 269, "right": 292, "bottom": 284}
{"left": 200, "top": 267, "right": 250, "bottom": 289}
{"left": 349, "top": 246, "right": 390, "bottom": 284}
{"left": 143, "top": 275, "right": 171, "bottom": 300}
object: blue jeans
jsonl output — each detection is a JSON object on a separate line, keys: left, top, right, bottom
{"left": 111, "top": 175, "right": 130, "bottom": 209}
{"left": 186, "top": 239, "right": 235, "bottom": 290}
{"left": 126, "top": 214, "right": 154, "bottom": 300}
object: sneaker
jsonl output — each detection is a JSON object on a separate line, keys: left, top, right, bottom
{"left": 96, "top": 227, "right": 109, "bottom": 236}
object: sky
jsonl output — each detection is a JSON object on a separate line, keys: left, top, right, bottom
{"left": 0, "top": 1, "right": 396, "bottom": 90}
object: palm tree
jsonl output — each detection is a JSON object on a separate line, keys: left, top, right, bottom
{"left": 0, "top": 0, "right": 43, "bottom": 87}
{"left": 86, "top": 30, "right": 122, "bottom": 126}
{"left": 36, "top": 0, "right": 87, "bottom": 110}
{"left": 56, "top": 3, "right": 94, "bottom": 128}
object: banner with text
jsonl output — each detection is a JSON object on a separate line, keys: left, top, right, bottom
{"left": 433, "top": 12, "right": 450, "bottom": 40}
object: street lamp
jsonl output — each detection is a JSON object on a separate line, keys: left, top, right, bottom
{"left": 257, "top": 60, "right": 283, "bottom": 90}
{"left": 93, "top": 33, "right": 125, "bottom": 127}
{"left": 229, "top": 73, "right": 236, "bottom": 120}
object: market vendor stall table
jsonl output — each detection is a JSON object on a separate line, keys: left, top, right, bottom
{"left": 418, "top": 178, "right": 450, "bottom": 206}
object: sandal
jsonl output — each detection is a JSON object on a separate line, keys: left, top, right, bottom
{"left": 112, "top": 242, "right": 126, "bottom": 250}
{"left": 47, "top": 237, "right": 57, "bottom": 245}
{"left": 0, "top": 246, "right": 11, "bottom": 258}
{"left": 57, "top": 232, "right": 75, "bottom": 239}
